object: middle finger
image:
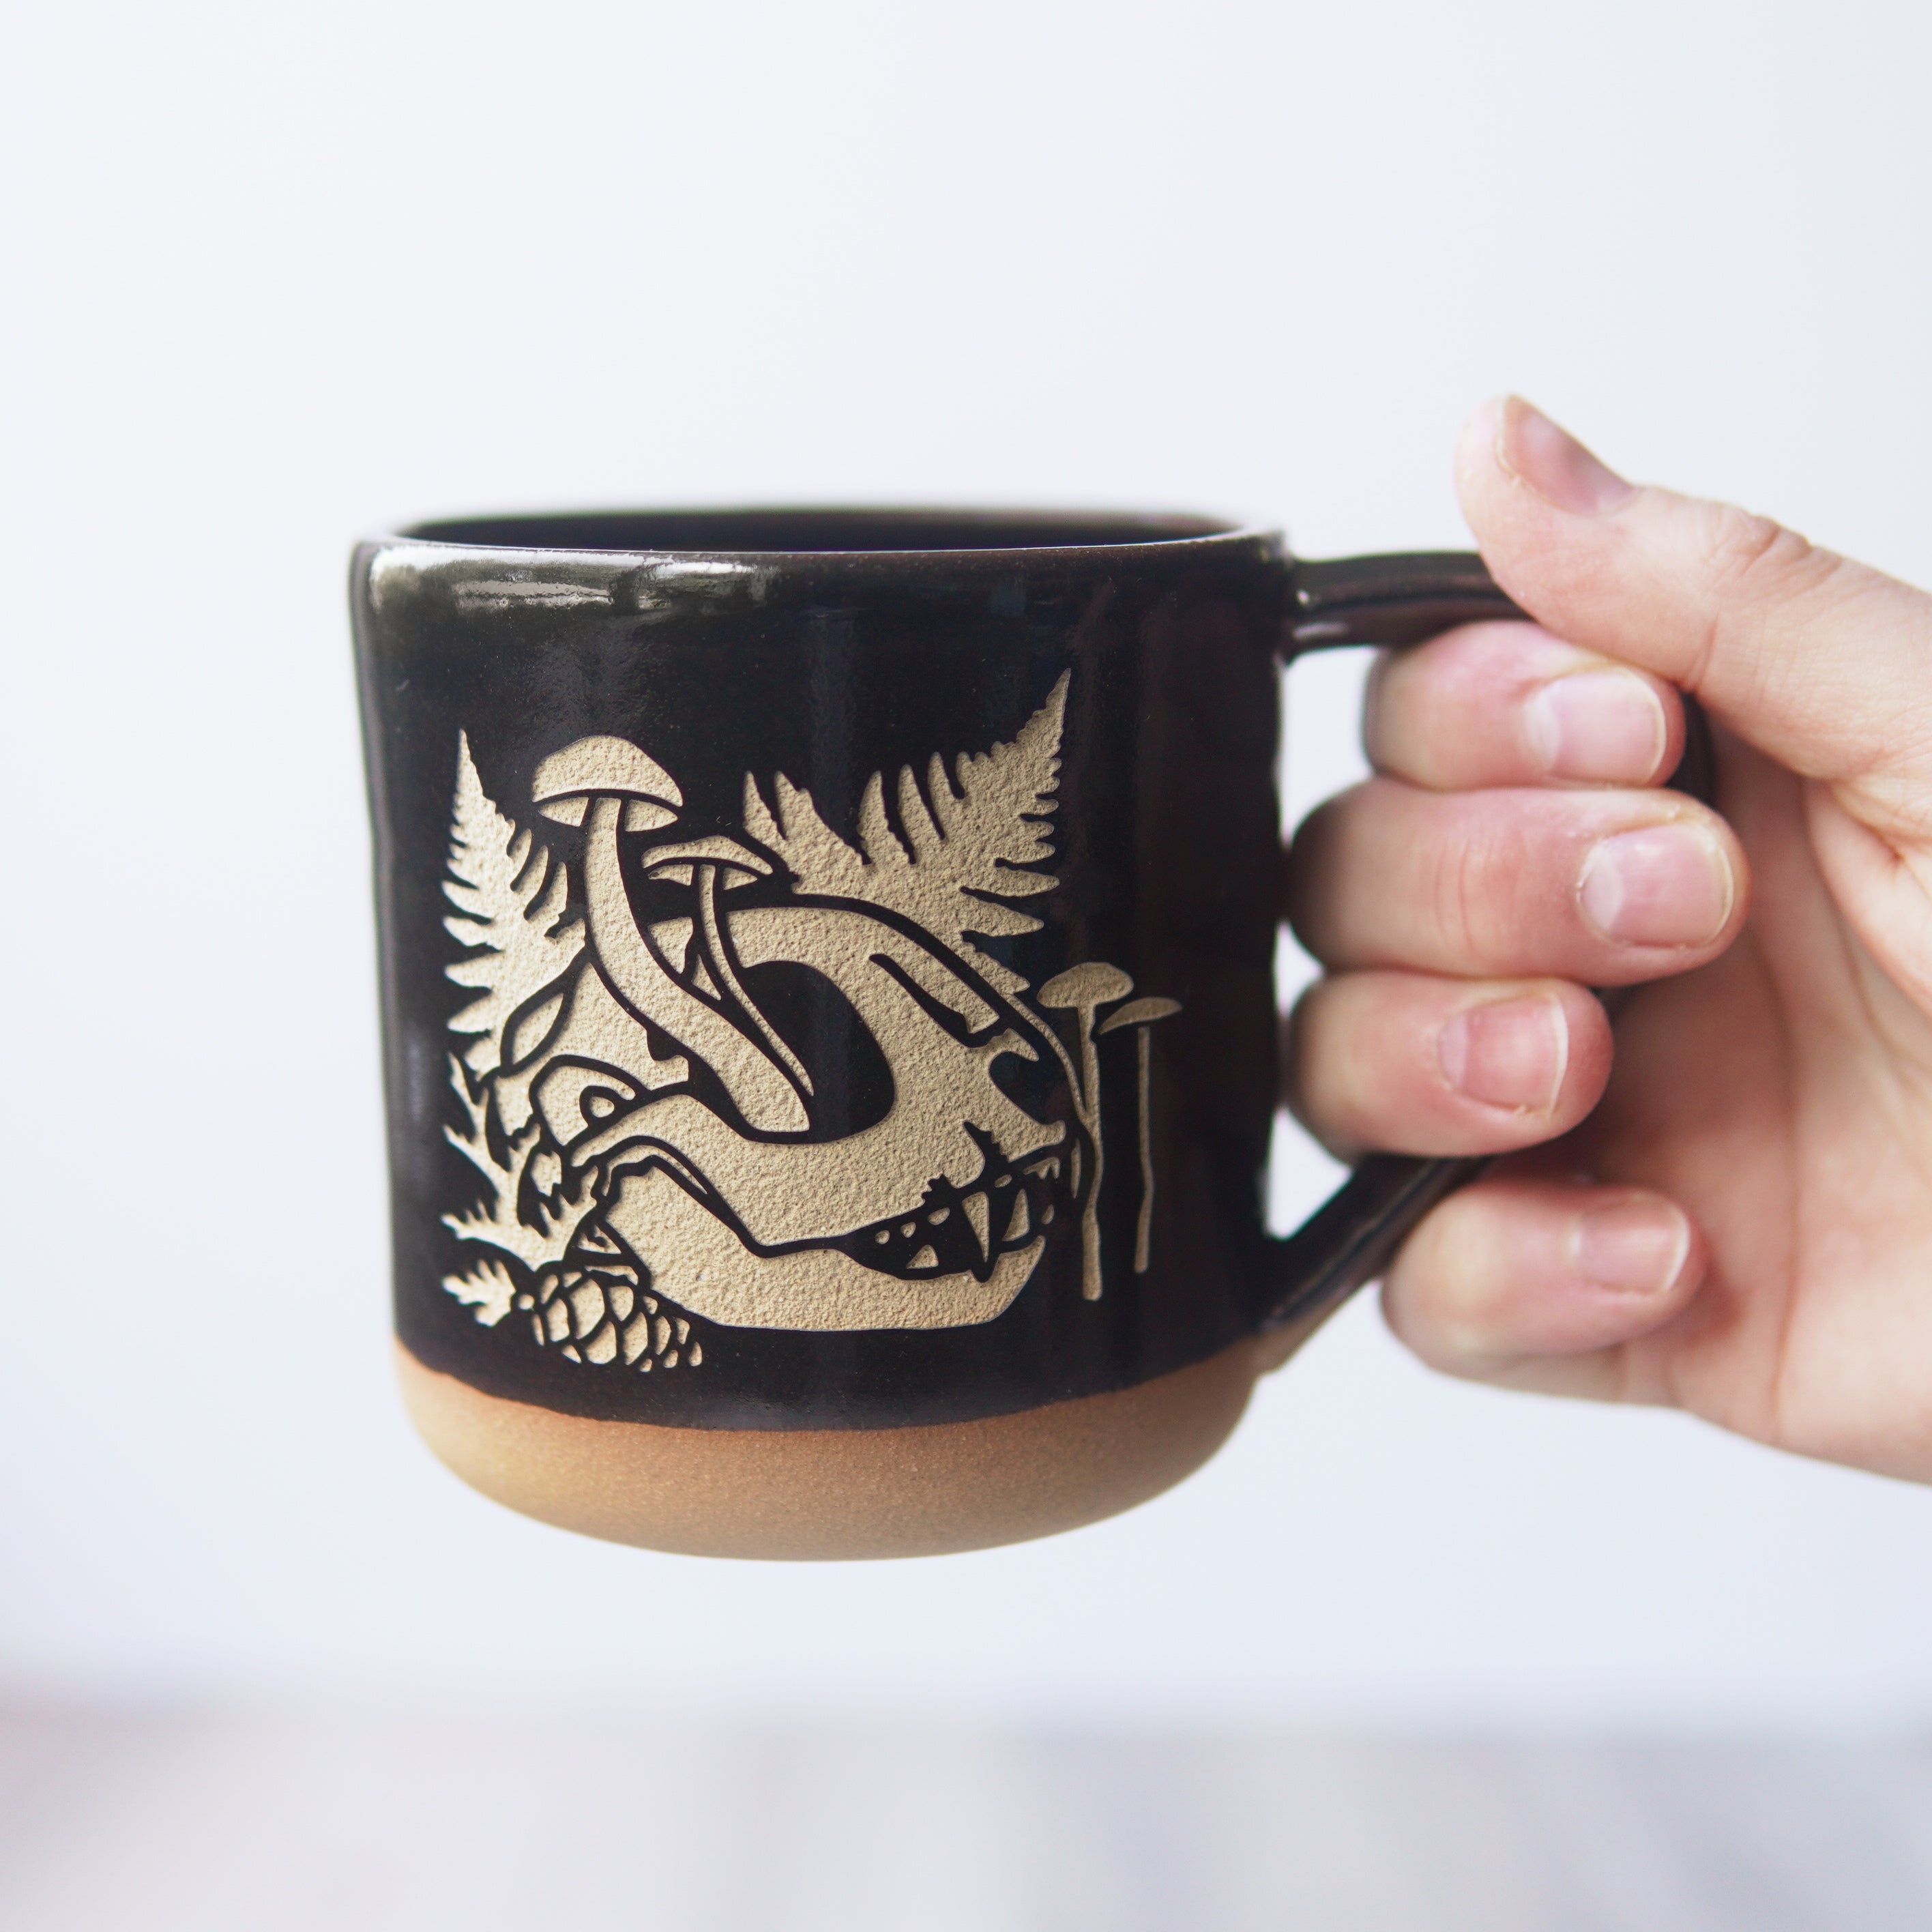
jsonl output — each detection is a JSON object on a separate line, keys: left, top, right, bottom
{"left": 1285, "top": 777, "right": 1748, "bottom": 982}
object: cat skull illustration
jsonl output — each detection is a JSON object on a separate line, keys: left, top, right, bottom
{"left": 492, "top": 732, "right": 1077, "bottom": 1334}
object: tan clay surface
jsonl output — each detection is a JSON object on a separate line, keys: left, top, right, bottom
{"left": 396, "top": 1321, "right": 1321, "bottom": 1560}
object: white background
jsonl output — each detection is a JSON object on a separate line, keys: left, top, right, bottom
{"left": 3, "top": 0, "right": 1929, "bottom": 1728}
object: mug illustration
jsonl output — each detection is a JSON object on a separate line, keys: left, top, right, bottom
{"left": 437, "top": 674, "right": 1180, "bottom": 1373}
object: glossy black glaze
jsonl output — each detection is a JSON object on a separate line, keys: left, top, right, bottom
{"left": 351, "top": 514, "right": 1705, "bottom": 1431}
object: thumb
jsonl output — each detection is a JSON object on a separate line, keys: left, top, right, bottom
{"left": 1456, "top": 396, "right": 1932, "bottom": 793}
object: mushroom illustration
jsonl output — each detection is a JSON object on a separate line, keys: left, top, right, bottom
{"left": 637, "top": 834, "right": 811, "bottom": 1100}
{"left": 531, "top": 737, "right": 810, "bottom": 1135}
{"left": 1096, "top": 997, "right": 1182, "bottom": 1272}
{"left": 1038, "top": 961, "right": 1134, "bottom": 1300}
{"left": 533, "top": 735, "right": 682, "bottom": 831}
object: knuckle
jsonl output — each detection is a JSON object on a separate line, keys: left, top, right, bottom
{"left": 1278, "top": 1004, "right": 1365, "bottom": 1156}
{"left": 1430, "top": 839, "right": 1481, "bottom": 963}
{"left": 1684, "top": 497, "right": 1863, "bottom": 718}
{"left": 1384, "top": 1250, "right": 1499, "bottom": 1375}
{"left": 1691, "top": 499, "right": 1839, "bottom": 605}
{"left": 1429, "top": 813, "right": 1521, "bottom": 969}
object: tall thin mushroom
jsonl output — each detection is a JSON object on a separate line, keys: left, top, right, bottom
{"left": 1096, "top": 997, "right": 1182, "bottom": 1272}
{"left": 1038, "top": 962, "right": 1134, "bottom": 1299}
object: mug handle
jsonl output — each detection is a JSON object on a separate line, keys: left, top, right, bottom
{"left": 1260, "top": 551, "right": 1717, "bottom": 1331}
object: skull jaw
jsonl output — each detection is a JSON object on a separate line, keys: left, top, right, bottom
{"left": 604, "top": 1164, "right": 1048, "bottom": 1332}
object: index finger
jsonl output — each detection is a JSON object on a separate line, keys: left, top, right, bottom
{"left": 1366, "top": 619, "right": 1686, "bottom": 793}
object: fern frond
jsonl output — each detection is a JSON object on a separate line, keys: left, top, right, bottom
{"left": 443, "top": 733, "right": 583, "bottom": 1074}
{"left": 742, "top": 673, "right": 1068, "bottom": 993}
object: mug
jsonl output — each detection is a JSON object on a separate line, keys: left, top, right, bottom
{"left": 352, "top": 510, "right": 1709, "bottom": 1560}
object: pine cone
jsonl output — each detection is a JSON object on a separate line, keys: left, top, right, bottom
{"left": 516, "top": 1259, "right": 702, "bottom": 1371}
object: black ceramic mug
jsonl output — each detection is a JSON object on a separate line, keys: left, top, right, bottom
{"left": 353, "top": 511, "right": 1709, "bottom": 1558}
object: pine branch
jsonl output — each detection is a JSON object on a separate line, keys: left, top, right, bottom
{"left": 742, "top": 673, "right": 1067, "bottom": 993}
{"left": 443, "top": 732, "right": 583, "bottom": 1075}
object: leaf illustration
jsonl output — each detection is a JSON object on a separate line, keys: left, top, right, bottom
{"left": 444, "top": 732, "right": 584, "bottom": 1074}
{"left": 443, "top": 1258, "right": 519, "bottom": 1327}
{"left": 742, "top": 672, "right": 1068, "bottom": 994}
{"left": 442, "top": 1057, "right": 596, "bottom": 1273}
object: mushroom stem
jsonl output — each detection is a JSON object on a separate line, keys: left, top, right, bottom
{"left": 1077, "top": 1004, "right": 1104, "bottom": 1300}
{"left": 579, "top": 799, "right": 807, "bottom": 1134}
{"left": 693, "top": 862, "right": 814, "bottom": 1100}
{"left": 1133, "top": 1025, "right": 1154, "bottom": 1274}
{"left": 1079, "top": 991, "right": 1180, "bottom": 1283}
{"left": 1035, "top": 963, "right": 1136, "bottom": 1300}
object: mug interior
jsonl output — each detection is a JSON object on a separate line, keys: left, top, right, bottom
{"left": 400, "top": 508, "right": 1245, "bottom": 555}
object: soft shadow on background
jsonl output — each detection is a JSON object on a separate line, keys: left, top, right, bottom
{"left": 3, "top": 0, "right": 1931, "bottom": 1924}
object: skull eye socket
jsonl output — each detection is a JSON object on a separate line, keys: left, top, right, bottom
{"left": 731, "top": 959, "right": 895, "bottom": 1143}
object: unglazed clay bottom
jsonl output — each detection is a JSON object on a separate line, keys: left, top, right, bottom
{"left": 396, "top": 1326, "right": 1314, "bottom": 1560}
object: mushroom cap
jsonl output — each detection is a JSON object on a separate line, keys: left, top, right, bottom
{"left": 532, "top": 736, "right": 684, "bottom": 828}
{"left": 1038, "top": 962, "right": 1134, "bottom": 1009}
{"left": 1096, "top": 995, "right": 1182, "bottom": 1034}
{"left": 639, "top": 834, "right": 774, "bottom": 891}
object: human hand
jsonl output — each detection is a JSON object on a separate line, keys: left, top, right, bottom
{"left": 1282, "top": 396, "right": 1932, "bottom": 1482}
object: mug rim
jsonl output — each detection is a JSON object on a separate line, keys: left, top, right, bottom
{"left": 379, "top": 505, "right": 1281, "bottom": 562}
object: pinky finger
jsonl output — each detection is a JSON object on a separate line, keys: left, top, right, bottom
{"left": 1379, "top": 1175, "right": 1706, "bottom": 1402}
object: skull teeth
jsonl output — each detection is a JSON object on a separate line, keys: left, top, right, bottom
{"left": 845, "top": 1155, "right": 1064, "bottom": 1280}
{"left": 961, "top": 1191, "right": 990, "bottom": 1260}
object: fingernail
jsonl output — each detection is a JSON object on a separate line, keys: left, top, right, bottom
{"left": 1495, "top": 396, "right": 1636, "bottom": 516}
{"left": 1571, "top": 1198, "right": 1691, "bottom": 1297}
{"left": 1579, "top": 824, "right": 1733, "bottom": 948}
{"left": 1439, "top": 995, "right": 1568, "bottom": 1113}
{"left": 1525, "top": 671, "right": 1667, "bottom": 783}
